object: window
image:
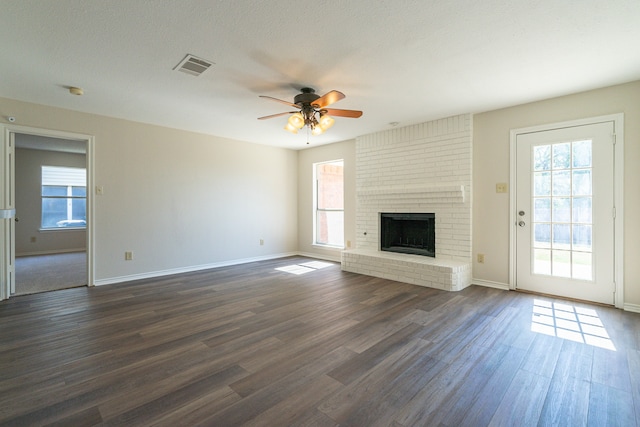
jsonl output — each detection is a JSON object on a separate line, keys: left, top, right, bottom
{"left": 41, "top": 166, "right": 86, "bottom": 229}
{"left": 314, "top": 160, "right": 344, "bottom": 247}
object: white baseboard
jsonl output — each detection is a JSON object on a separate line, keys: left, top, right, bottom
{"left": 624, "top": 303, "right": 640, "bottom": 313}
{"left": 93, "top": 252, "right": 298, "bottom": 286}
{"left": 471, "top": 278, "right": 510, "bottom": 291}
{"left": 297, "top": 251, "right": 341, "bottom": 263}
{"left": 17, "top": 248, "right": 86, "bottom": 257}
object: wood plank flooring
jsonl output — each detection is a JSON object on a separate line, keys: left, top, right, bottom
{"left": 1, "top": 256, "right": 639, "bottom": 426}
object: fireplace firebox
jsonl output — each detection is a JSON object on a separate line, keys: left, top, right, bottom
{"left": 380, "top": 213, "right": 435, "bottom": 257}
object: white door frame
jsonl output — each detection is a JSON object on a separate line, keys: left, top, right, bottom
{"left": 0, "top": 124, "right": 95, "bottom": 300}
{"left": 509, "top": 114, "right": 624, "bottom": 308}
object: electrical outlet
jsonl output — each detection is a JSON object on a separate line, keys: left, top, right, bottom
{"left": 347, "top": 240, "right": 351, "bottom": 248}
{"left": 259, "top": 239, "right": 264, "bottom": 246}
{"left": 496, "top": 183, "right": 508, "bottom": 193}
{"left": 30, "top": 236, "right": 36, "bottom": 243}
{"left": 125, "top": 251, "right": 133, "bottom": 261}
{"left": 477, "top": 253, "right": 485, "bottom": 263}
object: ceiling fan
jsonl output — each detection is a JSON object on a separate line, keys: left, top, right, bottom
{"left": 258, "top": 87, "right": 362, "bottom": 136}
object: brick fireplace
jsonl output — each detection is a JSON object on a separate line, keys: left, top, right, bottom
{"left": 341, "top": 114, "right": 472, "bottom": 291}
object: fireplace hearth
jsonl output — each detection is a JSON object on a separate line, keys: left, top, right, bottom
{"left": 380, "top": 213, "right": 435, "bottom": 257}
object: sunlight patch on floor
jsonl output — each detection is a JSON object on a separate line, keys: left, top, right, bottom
{"left": 276, "top": 261, "right": 333, "bottom": 275}
{"left": 531, "top": 299, "right": 616, "bottom": 351}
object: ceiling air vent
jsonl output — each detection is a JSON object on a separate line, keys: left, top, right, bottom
{"left": 174, "top": 54, "right": 214, "bottom": 77}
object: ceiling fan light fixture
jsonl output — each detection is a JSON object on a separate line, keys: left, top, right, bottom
{"left": 258, "top": 88, "right": 362, "bottom": 140}
{"left": 319, "top": 114, "right": 335, "bottom": 131}
{"left": 284, "top": 122, "right": 299, "bottom": 134}
{"left": 288, "top": 112, "right": 305, "bottom": 129}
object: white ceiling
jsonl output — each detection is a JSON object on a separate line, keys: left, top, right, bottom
{"left": 1, "top": 1, "right": 639, "bottom": 150}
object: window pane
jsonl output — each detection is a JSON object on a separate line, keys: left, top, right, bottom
{"left": 72, "top": 199, "right": 86, "bottom": 221}
{"left": 533, "top": 223, "right": 551, "bottom": 248}
{"left": 42, "top": 198, "right": 68, "bottom": 228}
{"left": 533, "top": 145, "right": 551, "bottom": 171}
{"left": 552, "top": 170, "right": 571, "bottom": 196}
{"left": 572, "top": 197, "right": 592, "bottom": 223}
{"left": 533, "top": 171, "right": 551, "bottom": 196}
{"left": 72, "top": 186, "right": 87, "bottom": 197}
{"left": 552, "top": 224, "right": 571, "bottom": 250}
{"left": 317, "top": 162, "right": 344, "bottom": 209}
{"left": 534, "top": 198, "right": 551, "bottom": 222}
{"left": 316, "top": 211, "right": 344, "bottom": 246}
{"left": 552, "top": 143, "right": 571, "bottom": 169}
{"left": 572, "top": 169, "right": 592, "bottom": 196}
{"left": 552, "top": 250, "right": 571, "bottom": 278}
{"left": 572, "top": 140, "right": 592, "bottom": 168}
{"left": 533, "top": 249, "right": 551, "bottom": 275}
{"left": 42, "top": 185, "right": 68, "bottom": 196}
{"left": 572, "top": 225, "right": 592, "bottom": 251}
{"left": 573, "top": 252, "right": 593, "bottom": 281}
{"left": 552, "top": 198, "right": 571, "bottom": 223}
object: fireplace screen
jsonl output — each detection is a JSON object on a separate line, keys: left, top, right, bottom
{"left": 380, "top": 213, "right": 435, "bottom": 257}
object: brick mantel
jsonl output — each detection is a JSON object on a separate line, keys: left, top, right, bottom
{"left": 357, "top": 184, "right": 466, "bottom": 204}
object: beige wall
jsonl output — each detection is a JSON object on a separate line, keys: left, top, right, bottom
{"left": 15, "top": 148, "right": 87, "bottom": 255}
{"left": 1, "top": 97, "right": 298, "bottom": 284}
{"left": 297, "top": 139, "right": 356, "bottom": 261}
{"left": 473, "top": 80, "right": 640, "bottom": 306}
{"left": 3, "top": 80, "right": 638, "bottom": 306}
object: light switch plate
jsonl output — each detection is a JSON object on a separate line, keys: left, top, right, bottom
{"left": 496, "top": 183, "right": 508, "bottom": 193}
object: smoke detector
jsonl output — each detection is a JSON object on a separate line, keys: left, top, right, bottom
{"left": 174, "top": 54, "right": 214, "bottom": 77}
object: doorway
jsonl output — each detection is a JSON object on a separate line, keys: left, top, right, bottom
{"left": 14, "top": 134, "right": 87, "bottom": 294}
{"left": 1, "top": 125, "right": 94, "bottom": 300}
{"left": 510, "top": 115, "right": 624, "bottom": 307}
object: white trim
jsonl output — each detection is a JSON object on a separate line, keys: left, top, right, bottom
{"left": 94, "top": 252, "right": 298, "bottom": 286}
{"left": 612, "top": 116, "right": 624, "bottom": 309}
{"left": 509, "top": 114, "right": 624, "bottom": 308}
{"left": 1, "top": 124, "right": 95, "bottom": 298}
{"left": 17, "top": 248, "right": 85, "bottom": 257}
{"left": 472, "top": 278, "right": 510, "bottom": 291}
{"left": 298, "top": 251, "right": 341, "bottom": 263}
{"left": 623, "top": 303, "right": 640, "bottom": 314}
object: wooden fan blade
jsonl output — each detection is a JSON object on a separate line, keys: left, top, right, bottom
{"left": 311, "top": 90, "right": 345, "bottom": 108}
{"left": 257, "top": 111, "right": 297, "bottom": 120}
{"left": 323, "top": 108, "right": 363, "bottom": 118}
{"left": 259, "top": 95, "right": 299, "bottom": 109}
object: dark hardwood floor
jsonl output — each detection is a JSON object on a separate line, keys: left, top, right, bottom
{"left": 0, "top": 256, "right": 638, "bottom": 426}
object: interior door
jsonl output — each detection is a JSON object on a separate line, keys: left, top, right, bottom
{"left": 515, "top": 121, "right": 615, "bottom": 304}
{"left": 1, "top": 130, "right": 16, "bottom": 300}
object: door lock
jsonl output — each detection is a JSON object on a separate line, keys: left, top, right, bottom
{"left": 518, "top": 221, "right": 525, "bottom": 227}
{"left": 518, "top": 211, "right": 525, "bottom": 216}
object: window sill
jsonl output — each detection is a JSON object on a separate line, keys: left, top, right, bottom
{"left": 312, "top": 243, "right": 345, "bottom": 250}
{"left": 39, "top": 227, "right": 86, "bottom": 233}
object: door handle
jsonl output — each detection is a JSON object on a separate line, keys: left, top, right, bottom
{"left": 518, "top": 221, "right": 525, "bottom": 227}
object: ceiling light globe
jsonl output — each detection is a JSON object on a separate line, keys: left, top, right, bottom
{"left": 284, "top": 122, "right": 298, "bottom": 134}
{"left": 288, "top": 113, "right": 305, "bottom": 129}
{"left": 319, "top": 115, "right": 335, "bottom": 130}
{"left": 311, "top": 126, "right": 324, "bottom": 136}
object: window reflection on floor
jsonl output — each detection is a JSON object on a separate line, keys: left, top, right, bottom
{"left": 531, "top": 299, "right": 616, "bottom": 351}
{"left": 275, "top": 261, "right": 333, "bottom": 275}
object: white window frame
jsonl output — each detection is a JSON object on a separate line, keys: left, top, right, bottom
{"left": 313, "top": 159, "right": 345, "bottom": 248}
{"left": 41, "top": 165, "right": 87, "bottom": 230}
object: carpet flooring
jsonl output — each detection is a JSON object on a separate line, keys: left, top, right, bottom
{"left": 14, "top": 252, "right": 87, "bottom": 295}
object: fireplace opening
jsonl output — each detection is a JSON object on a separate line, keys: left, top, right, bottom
{"left": 380, "top": 213, "right": 435, "bottom": 257}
